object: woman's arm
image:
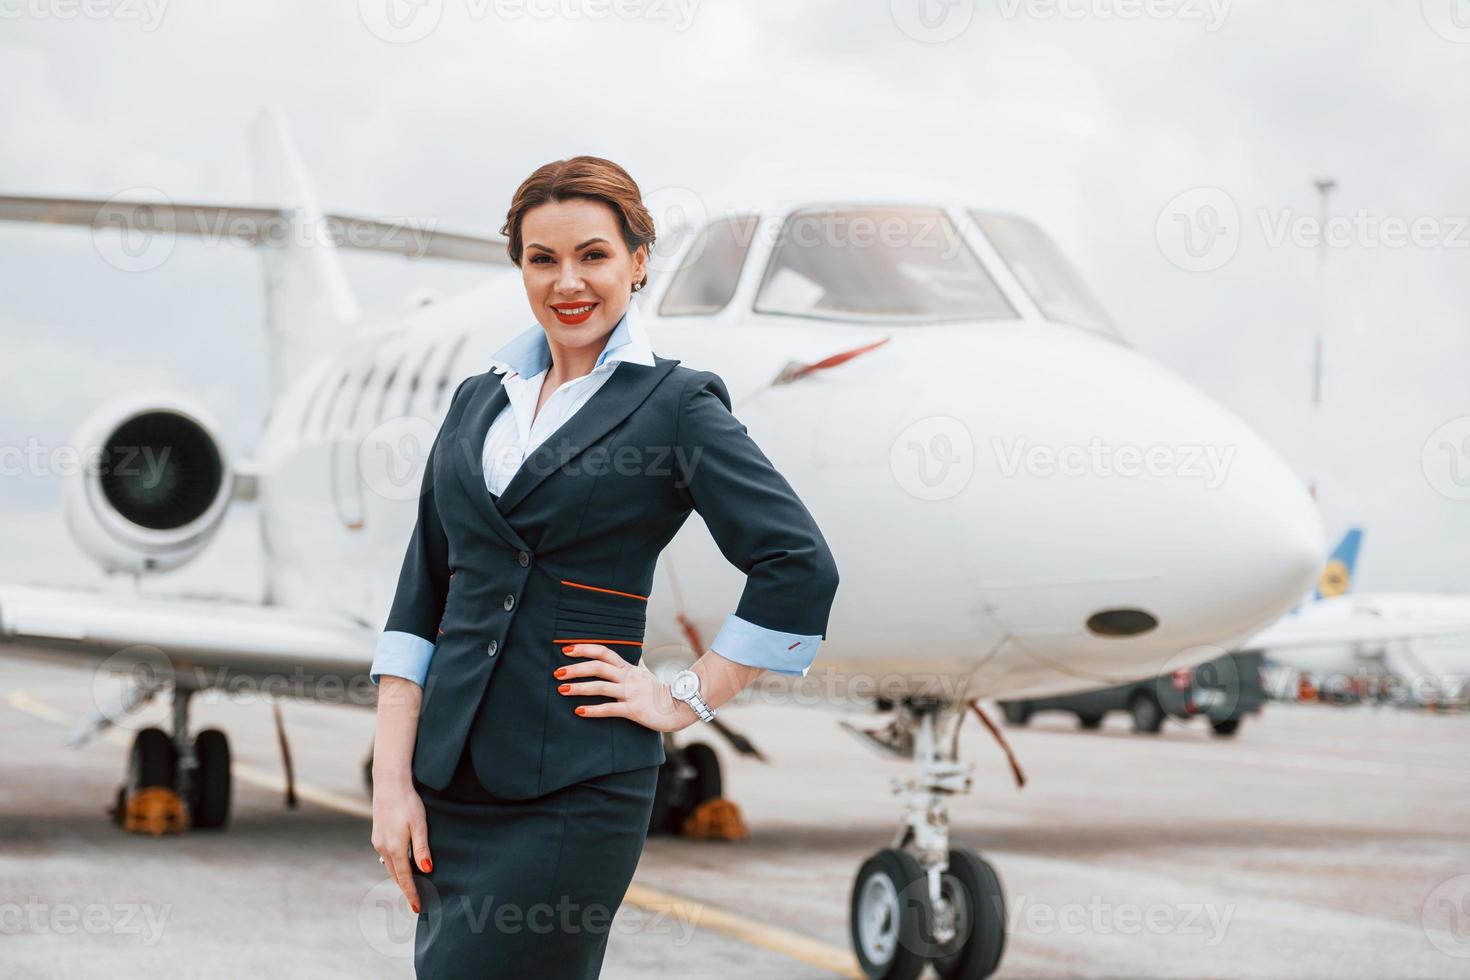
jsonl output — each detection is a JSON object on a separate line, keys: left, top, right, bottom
{"left": 560, "top": 368, "right": 840, "bottom": 729}
{"left": 671, "top": 369, "right": 840, "bottom": 673}
{"left": 371, "top": 677, "right": 430, "bottom": 913}
{"left": 368, "top": 376, "right": 471, "bottom": 910}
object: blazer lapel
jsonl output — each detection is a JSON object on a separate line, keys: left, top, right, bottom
{"left": 496, "top": 357, "right": 679, "bottom": 515}
{"left": 452, "top": 372, "right": 530, "bottom": 551}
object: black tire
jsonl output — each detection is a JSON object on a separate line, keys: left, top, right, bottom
{"left": 681, "top": 742, "right": 722, "bottom": 800}
{"left": 1000, "top": 702, "right": 1031, "bottom": 726}
{"left": 1209, "top": 717, "right": 1242, "bottom": 737}
{"left": 1077, "top": 713, "right": 1104, "bottom": 730}
{"left": 648, "top": 743, "right": 722, "bottom": 835}
{"left": 130, "top": 727, "right": 177, "bottom": 792}
{"left": 190, "top": 728, "right": 232, "bottom": 830}
{"left": 931, "top": 848, "right": 1007, "bottom": 980}
{"left": 850, "top": 848, "right": 929, "bottom": 980}
{"left": 1129, "top": 691, "right": 1164, "bottom": 734}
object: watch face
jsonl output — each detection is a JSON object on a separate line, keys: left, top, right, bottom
{"left": 672, "top": 671, "right": 699, "bottom": 699}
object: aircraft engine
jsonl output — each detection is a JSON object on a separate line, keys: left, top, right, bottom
{"left": 61, "top": 391, "right": 243, "bottom": 574}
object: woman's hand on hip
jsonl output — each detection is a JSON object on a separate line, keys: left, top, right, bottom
{"left": 371, "top": 778, "right": 432, "bottom": 914}
{"left": 556, "top": 643, "right": 690, "bottom": 733}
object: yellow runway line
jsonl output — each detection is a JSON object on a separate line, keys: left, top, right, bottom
{"left": 624, "top": 881, "right": 864, "bottom": 978}
{"left": 5, "top": 689, "right": 864, "bottom": 978}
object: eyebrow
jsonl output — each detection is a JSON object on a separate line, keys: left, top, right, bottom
{"left": 526, "top": 237, "right": 610, "bottom": 254}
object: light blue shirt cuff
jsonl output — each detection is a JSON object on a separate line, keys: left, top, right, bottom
{"left": 709, "top": 613, "right": 820, "bottom": 677}
{"left": 370, "top": 630, "right": 436, "bottom": 687}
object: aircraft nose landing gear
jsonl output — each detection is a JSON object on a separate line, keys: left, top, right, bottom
{"left": 846, "top": 701, "right": 1007, "bottom": 980}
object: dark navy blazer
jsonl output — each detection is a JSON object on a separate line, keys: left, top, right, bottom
{"left": 379, "top": 355, "right": 840, "bottom": 799}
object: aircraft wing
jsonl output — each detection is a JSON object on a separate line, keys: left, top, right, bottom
{"left": 0, "top": 584, "right": 375, "bottom": 700}
{"left": 1240, "top": 613, "right": 1470, "bottom": 652}
{"left": 0, "top": 193, "right": 512, "bottom": 266}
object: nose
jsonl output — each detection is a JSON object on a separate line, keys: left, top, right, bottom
{"left": 929, "top": 326, "right": 1323, "bottom": 670}
{"left": 555, "top": 260, "right": 584, "bottom": 293}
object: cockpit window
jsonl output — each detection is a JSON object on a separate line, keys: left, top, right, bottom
{"left": 659, "top": 215, "right": 758, "bottom": 316}
{"left": 753, "top": 207, "right": 1016, "bottom": 323}
{"left": 970, "top": 211, "right": 1118, "bottom": 337}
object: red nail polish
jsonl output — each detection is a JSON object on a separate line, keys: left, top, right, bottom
{"left": 575, "top": 706, "right": 586, "bottom": 716}
{"left": 554, "top": 668, "right": 566, "bottom": 678}
{"left": 411, "top": 902, "right": 420, "bottom": 914}
{"left": 558, "top": 683, "right": 571, "bottom": 693}
{"left": 562, "top": 644, "right": 576, "bottom": 653}
{"left": 422, "top": 858, "right": 432, "bottom": 873}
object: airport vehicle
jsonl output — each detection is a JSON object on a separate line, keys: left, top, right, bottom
{"left": 998, "top": 651, "right": 1267, "bottom": 736}
{"left": 8, "top": 109, "right": 1464, "bottom": 980}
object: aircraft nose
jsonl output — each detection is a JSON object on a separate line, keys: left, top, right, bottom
{"left": 927, "top": 327, "right": 1325, "bottom": 652}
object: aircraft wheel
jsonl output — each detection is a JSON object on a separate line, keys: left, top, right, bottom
{"left": 130, "top": 727, "right": 177, "bottom": 792}
{"left": 678, "top": 742, "right": 722, "bottom": 806}
{"left": 1129, "top": 692, "right": 1164, "bottom": 734}
{"left": 1209, "top": 716, "right": 1242, "bottom": 737}
{"left": 189, "top": 728, "right": 232, "bottom": 830}
{"left": 647, "top": 742, "right": 723, "bottom": 835}
{"left": 999, "top": 702, "right": 1030, "bottom": 726}
{"left": 1077, "top": 712, "right": 1104, "bottom": 730}
{"left": 850, "top": 848, "right": 928, "bottom": 980}
{"left": 931, "top": 848, "right": 1006, "bottom": 980}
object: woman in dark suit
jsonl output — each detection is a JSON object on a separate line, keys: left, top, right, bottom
{"left": 367, "top": 156, "right": 840, "bottom": 978}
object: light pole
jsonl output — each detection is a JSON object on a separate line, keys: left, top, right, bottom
{"left": 1310, "top": 177, "right": 1337, "bottom": 500}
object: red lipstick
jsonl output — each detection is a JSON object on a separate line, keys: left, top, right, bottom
{"left": 550, "top": 301, "right": 598, "bottom": 326}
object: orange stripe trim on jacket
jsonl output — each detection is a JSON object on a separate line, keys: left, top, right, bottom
{"left": 559, "top": 579, "right": 649, "bottom": 602}
{"left": 552, "top": 638, "right": 644, "bottom": 647}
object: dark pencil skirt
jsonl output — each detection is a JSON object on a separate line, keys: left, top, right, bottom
{"left": 411, "top": 737, "right": 659, "bottom": 979}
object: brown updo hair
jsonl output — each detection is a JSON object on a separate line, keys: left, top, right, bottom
{"left": 500, "top": 156, "right": 656, "bottom": 293}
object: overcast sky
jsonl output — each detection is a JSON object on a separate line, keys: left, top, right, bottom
{"left": 2, "top": 0, "right": 1468, "bottom": 592}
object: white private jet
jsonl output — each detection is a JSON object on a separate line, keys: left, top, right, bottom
{"left": 4, "top": 108, "right": 1440, "bottom": 979}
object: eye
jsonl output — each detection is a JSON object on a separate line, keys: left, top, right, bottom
{"left": 583, "top": 249, "right": 607, "bottom": 261}
{"left": 530, "top": 254, "right": 551, "bottom": 264}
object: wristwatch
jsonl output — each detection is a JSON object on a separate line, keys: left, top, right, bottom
{"left": 669, "top": 668, "right": 716, "bottom": 723}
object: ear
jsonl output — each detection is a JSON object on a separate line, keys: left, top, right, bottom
{"left": 631, "top": 242, "right": 648, "bottom": 290}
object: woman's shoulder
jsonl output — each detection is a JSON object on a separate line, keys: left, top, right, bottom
{"left": 658, "top": 361, "right": 734, "bottom": 414}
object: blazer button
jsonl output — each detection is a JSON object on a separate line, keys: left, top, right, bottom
{"left": 517, "top": 550, "right": 530, "bottom": 567}
{"left": 503, "top": 594, "right": 516, "bottom": 611}
{"left": 486, "top": 640, "right": 498, "bottom": 657}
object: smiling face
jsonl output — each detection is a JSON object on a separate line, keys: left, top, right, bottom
{"left": 519, "top": 196, "right": 648, "bottom": 360}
